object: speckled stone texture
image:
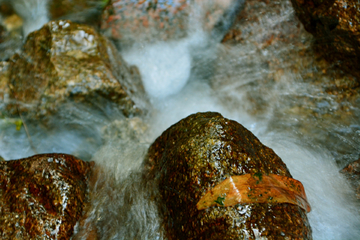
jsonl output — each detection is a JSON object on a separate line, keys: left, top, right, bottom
{"left": 144, "top": 112, "right": 312, "bottom": 239}
{"left": 290, "top": 0, "right": 360, "bottom": 80}
{"left": 7, "top": 20, "right": 148, "bottom": 117}
{"left": 101, "top": 0, "right": 245, "bottom": 47}
{"left": 0, "top": 153, "right": 93, "bottom": 239}
{"left": 101, "top": 0, "right": 189, "bottom": 46}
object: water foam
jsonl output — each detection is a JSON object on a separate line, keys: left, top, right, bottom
{"left": 122, "top": 30, "right": 211, "bottom": 100}
{"left": 1, "top": 1, "right": 360, "bottom": 239}
{"left": 11, "top": 0, "right": 49, "bottom": 36}
{"left": 261, "top": 137, "right": 360, "bottom": 240}
{"left": 118, "top": 11, "right": 360, "bottom": 237}
{"left": 122, "top": 40, "right": 192, "bottom": 99}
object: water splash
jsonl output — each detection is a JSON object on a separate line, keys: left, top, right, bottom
{"left": 10, "top": 0, "right": 49, "bottom": 36}
{"left": 1, "top": 0, "right": 360, "bottom": 239}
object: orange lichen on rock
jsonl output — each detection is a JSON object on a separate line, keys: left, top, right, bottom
{"left": 197, "top": 173, "right": 311, "bottom": 212}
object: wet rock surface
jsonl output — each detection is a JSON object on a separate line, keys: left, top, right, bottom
{"left": 144, "top": 112, "right": 312, "bottom": 239}
{"left": 215, "top": 0, "right": 360, "bottom": 166}
{"left": 290, "top": 0, "right": 360, "bottom": 80}
{"left": 7, "top": 20, "right": 148, "bottom": 118}
{"left": 101, "top": 0, "right": 188, "bottom": 46}
{"left": 341, "top": 158, "right": 360, "bottom": 199}
{"left": 101, "top": 0, "right": 245, "bottom": 47}
{"left": 0, "top": 153, "right": 93, "bottom": 239}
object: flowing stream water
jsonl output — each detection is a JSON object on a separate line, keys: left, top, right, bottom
{"left": 1, "top": 0, "right": 360, "bottom": 239}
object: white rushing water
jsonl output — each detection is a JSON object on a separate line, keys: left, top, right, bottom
{"left": 1, "top": 1, "right": 360, "bottom": 239}
{"left": 11, "top": 0, "right": 49, "bottom": 36}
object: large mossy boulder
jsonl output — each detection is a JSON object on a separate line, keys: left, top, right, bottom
{"left": 290, "top": 0, "right": 360, "bottom": 80}
{"left": 0, "top": 153, "right": 93, "bottom": 239}
{"left": 144, "top": 112, "right": 312, "bottom": 239}
{"left": 7, "top": 20, "right": 148, "bottom": 117}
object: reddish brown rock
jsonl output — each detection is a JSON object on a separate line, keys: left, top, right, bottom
{"left": 101, "top": 0, "right": 190, "bottom": 46}
{"left": 215, "top": 0, "right": 360, "bottom": 163}
{"left": 0, "top": 153, "right": 93, "bottom": 239}
{"left": 290, "top": 0, "right": 360, "bottom": 79}
{"left": 222, "top": 0, "right": 290, "bottom": 44}
{"left": 144, "top": 112, "right": 312, "bottom": 239}
{"left": 341, "top": 158, "right": 360, "bottom": 199}
{"left": 7, "top": 20, "right": 148, "bottom": 117}
{"left": 101, "top": 0, "right": 244, "bottom": 47}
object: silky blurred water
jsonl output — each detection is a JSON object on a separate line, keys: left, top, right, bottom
{"left": 1, "top": 0, "right": 360, "bottom": 239}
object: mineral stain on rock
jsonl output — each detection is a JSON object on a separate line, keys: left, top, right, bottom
{"left": 144, "top": 112, "right": 312, "bottom": 239}
{"left": 0, "top": 153, "right": 93, "bottom": 239}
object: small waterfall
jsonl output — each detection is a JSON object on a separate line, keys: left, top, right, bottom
{"left": 1, "top": 1, "right": 360, "bottom": 239}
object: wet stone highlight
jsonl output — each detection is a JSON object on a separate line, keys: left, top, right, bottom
{"left": 0, "top": 153, "right": 92, "bottom": 239}
{"left": 144, "top": 112, "right": 312, "bottom": 239}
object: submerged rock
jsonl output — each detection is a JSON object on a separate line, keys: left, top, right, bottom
{"left": 290, "top": 0, "right": 360, "bottom": 80}
{"left": 0, "top": 153, "right": 93, "bottom": 239}
{"left": 341, "top": 158, "right": 360, "bottom": 199}
{"left": 72, "top": 117, "right": 152, "bottom": 240}
{"left": 101, "top": 0, "right": 245, "bottom": 47}
{"left": 144, "top": 112, "right": 312, "bottom": 239}
{"left": 215, "top": 0, "right": 360, "bottom": 166}
{"left": 7, "top": 20, "right": 148, "bottom": 117}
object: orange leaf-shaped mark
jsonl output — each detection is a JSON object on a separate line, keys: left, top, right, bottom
{"left": 196, "top": 173, "right": 311, "bottom": 212}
